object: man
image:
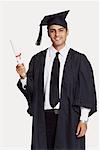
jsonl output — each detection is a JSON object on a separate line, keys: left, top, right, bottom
{"left": 16, "top": 11, "right": 97, "bottom": 150}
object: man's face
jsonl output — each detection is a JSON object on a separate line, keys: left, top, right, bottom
{"left": 48, "top": 24, "right": 68, "bottom": 49}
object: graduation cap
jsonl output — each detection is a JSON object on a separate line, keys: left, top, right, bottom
{"left": 36, "top": 10, "right": 70, "bottom": 45}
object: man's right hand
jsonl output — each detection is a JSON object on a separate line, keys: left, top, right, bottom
{"left": 16, "top": 63, "right": 26, "bottom": 79}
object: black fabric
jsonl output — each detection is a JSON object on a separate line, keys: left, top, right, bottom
{"left": 17, "top": 48, "right": 97, "bottom": 150}
{"left": 45, "top": 111, "right": 58, "bottom": 150}
{"left": 50, "top": 52, "right": 60, "bottom": 108}
{"left": 40, "top": 10, "right": 69, "bottom": 26}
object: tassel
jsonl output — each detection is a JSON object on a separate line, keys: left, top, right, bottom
{"left": 35, "top": 25, "right": 42, "bottom": 46}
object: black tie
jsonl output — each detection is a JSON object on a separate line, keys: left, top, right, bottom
{"left": 50, "top": 52, "right": 60, "bottom": 108}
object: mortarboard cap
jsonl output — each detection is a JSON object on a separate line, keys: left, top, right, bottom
{"left": 35, "top": 10, "right": 70, "bottom": 45}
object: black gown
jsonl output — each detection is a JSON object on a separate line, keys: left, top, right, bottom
{"left": 17, "top": 48, "right": 97, "bottom": 150}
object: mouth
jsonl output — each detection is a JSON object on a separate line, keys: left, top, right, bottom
{"left": 54, "top": 38, "right": 61, "bottom": 41}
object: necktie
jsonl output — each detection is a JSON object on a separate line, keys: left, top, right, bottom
{"left": 50, "top": 52, "right": 60, "bottom": 108}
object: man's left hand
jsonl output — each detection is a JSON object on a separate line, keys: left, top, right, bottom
{"left": 76, "top": 121, "right": 87, "bottom": 138}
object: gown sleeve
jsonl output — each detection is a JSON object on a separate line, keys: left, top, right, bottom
{"left": 17, "top": 57, "right": 34, "bottom": 116}
{"left": 73, "top": 54, "right": 97, "bottom": 116}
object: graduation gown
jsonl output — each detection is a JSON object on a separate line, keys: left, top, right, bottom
{"left": 17, "top": 48, "right": 97, "bottom": 150}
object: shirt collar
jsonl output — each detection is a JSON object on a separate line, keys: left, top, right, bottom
{"left": 48, "top": 44, "right": 70, "bottom": 58}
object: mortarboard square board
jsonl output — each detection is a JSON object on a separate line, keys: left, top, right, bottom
{"left": 35, "top": 10, "right": 70, "bottom": 45}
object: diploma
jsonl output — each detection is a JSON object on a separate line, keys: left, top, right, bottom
{"left": 9, "top": 40, "right": 22, "bottom": 64}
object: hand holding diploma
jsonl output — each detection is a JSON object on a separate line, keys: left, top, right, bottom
{"left": 16, "top": 63, "right": 26, "bottom": 79}
{"left": 15, "top": 52, "right": 26, "bottom": 79}
{"left": 15, "top": 50, "right": 26, "bottom": 79}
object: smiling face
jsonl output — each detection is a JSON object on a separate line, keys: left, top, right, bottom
{"left": 48, "top": 24, "right": 69, "bottom": 51}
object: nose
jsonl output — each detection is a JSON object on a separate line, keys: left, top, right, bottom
{"left": 55, "top": 30, "right": 59, "bottom": 37}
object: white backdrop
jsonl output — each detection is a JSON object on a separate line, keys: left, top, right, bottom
{"left": 0, "top": 1, "right": 99, "bottom": 150}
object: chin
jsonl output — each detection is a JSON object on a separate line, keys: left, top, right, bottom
{"left": 54, "top": 42, "right": 64, "bottom": 47}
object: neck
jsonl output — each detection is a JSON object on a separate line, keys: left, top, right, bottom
{"left": 52, "top": 43, "right": 66, "bottom": 51}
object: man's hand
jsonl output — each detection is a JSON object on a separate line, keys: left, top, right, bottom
{"left": 16, "top": 63, "right": 26, "bottom": 79}
{"left": 76, "top": 121, "right": 87, "bottom": 138}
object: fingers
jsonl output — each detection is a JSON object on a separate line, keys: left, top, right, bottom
{"left": 76, "top": 121, "right": 87, "bottom": 138}
{"left": 16, "top": 63, "right": 26, "bottom": 78}
{"left": 16, "top": 64, "right": 25, "bottom": 73}
{"left": 16, "top": 63, "right": 24, "bottom": 69}
{"left": 76, "top": 124, "right": 80, "bottom": 136}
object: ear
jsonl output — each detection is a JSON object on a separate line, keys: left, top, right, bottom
{"left": 66, "top": 29, "right": 69, "bottom": 35}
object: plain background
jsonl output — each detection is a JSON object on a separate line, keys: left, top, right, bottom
{"left": 0, "top": 0, "right": 99, "bottom": 150}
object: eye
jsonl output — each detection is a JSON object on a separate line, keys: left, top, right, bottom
{"left": 50, "top": 29, "right": 55, "bottom": 33}
{"left": 59, "top": 28, "right": 64, "bottom": 32}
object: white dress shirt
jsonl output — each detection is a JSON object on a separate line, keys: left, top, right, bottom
{"left": 44, "top": 45, "right": 69, "bottom": 110}
{"left": 20, "top": 44, "right": 90, "bottom": 122}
